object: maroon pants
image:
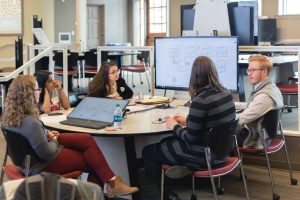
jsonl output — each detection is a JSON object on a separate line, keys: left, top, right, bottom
{"left": 42, "top": 133, "right": 115, "bottom": 186}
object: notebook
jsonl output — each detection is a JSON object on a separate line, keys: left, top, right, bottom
{"left": 60, "top": 97, "right": 129, "bottom": 129}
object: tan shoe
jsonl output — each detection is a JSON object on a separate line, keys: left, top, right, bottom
{"left": 106, "top": 176, "right": 139, "bottom": 198}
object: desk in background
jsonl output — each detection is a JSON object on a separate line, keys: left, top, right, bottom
{"left": 238, "top": 55, "right": 298, "bottom": 101}
{"left": 107, "top": 51, "right": 142, "bottom": 69}
{"left": 40, "top": 99, "right": 189, "bottom": 200}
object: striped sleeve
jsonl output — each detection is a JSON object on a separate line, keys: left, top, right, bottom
{"left": 173, "top": 89, "right": 235, "bottom": 144}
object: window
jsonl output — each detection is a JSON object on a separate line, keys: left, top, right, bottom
{"left": 279, "top": 0, "right": 300, "bottom": 15}
{"left": 148, "top": 0, "right": 167, "bottom": 33}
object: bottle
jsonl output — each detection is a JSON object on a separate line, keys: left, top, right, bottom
{"left": 113, "top": 103, "right": 123, "bottom": 130}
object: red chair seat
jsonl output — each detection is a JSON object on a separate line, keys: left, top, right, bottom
{"left": 3, "top": 164, "right": 82, "bottom": 180}
{"left": 84, "top": 69, "right": 97, "bottom": 74}
{"left": 54, "top": 69, "right": 78, "bottom": 76}
{"left": 193, "top": 157, "right": 240, "bottom": 177}
{"left": 277, "top": 84, "right": 298, "bottom": 93}
{"left": 121, "top": 64, "right": 146, "bottom": 72}
{"left": 239, "top": 139, "right": 284, "bottom": 154}
{"left": 162, "top": 157, "right": 240, "bottom": 177}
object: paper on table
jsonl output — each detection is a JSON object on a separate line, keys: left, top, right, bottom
{"left": 140, "top": 96, "right": 170, "bottom": 105}
{"left": 127, "top": 104, "right": 156, "bottom": 113}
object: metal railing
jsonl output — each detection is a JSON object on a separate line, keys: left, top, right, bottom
{"left": 0, "top": 44, "right": 69, "bottom": 110}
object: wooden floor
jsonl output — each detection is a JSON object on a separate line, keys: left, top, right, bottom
{"left": 1, "top": 129, "right": 300, "bottom": 200}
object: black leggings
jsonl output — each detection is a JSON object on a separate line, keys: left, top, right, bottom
{"left": 142, "top": 143, "right": 173, "bottom": 188}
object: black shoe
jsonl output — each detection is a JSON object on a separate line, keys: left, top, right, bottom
{"left": 163, "top": 191, "right": 182, "bottom": 200}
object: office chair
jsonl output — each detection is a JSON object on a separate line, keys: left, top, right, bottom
{"left": 0, "top": 173, "right": 104, "bottom": 200}
{"left": 53, "top": 51, "right": 80, "bottom": 91}
{"left": 0, "top": 128, "right": 82, "bottom": 185}
{"left": 161, "top": 120, "right": 249, "bottom": 200}
{"left": 69, "top": 94, "right": 80, "bottom": 108}
{"left": 239, "top": 109, "right": 298, "bottom": 200}
{"left": 277, "top": 76, "right": 298, "bottom": 112}
{"left": 83, "top": 49, "right": 98, "bottom": 80}
{"left": 121, "top": 51, "right": 151, "bottom": 92}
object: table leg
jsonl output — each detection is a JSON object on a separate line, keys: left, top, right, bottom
{"left": 124, "top": 137, "right": 143, "bottom": 200}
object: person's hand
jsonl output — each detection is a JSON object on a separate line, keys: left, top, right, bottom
{"left": 52, "top": 130, "right": 60, "bottom": 137}
{"left": 166, "top": 116, "right": 178, "bottom": 129}
{"left": 114, "top": 96, "right": 123, "bottom": 100}
{"left": 47, "top": 131, "right": 58, "bottom": 140}
{"left": 173, "top": 114, "right": 187, "bottom": 126}
{"left": 53, "top": 80, "right": 62, "bottom": 90}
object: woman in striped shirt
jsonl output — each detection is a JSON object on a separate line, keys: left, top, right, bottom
{"left": 142, "top": 56, "right": 236, "bottom": 200}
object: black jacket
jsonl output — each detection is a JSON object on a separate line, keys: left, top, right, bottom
{"left": 89, "top": 77, "right": 133, "bottom": 100}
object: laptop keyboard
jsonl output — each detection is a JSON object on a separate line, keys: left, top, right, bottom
{"left": 60, "top": 118, "right": 111, "bottom": 129}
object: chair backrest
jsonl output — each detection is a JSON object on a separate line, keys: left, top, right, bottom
{"left": 69, "top": 94, "right": 80, "bottom": 107}
{"left": 208, "top": 120, "right": 238, "bottom": 160}
{"left": 137, "top": 51, "right": 149, "bottom": 65}
{"left": 54, "top": 52, "right": 79, "bottom": 69}
{"left": 84, "top": 49, "right": 97, "bottom": 68}
{"left": 1, "top": 128, "right": 38, "bottom": 168}
{"left": 261, "top": 109, "right": 281, "bottom": 139}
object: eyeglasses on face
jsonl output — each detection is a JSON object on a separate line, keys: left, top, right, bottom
{"left": 246, "top": 68, "right": 263, "bottom": 74}
{"left": 109, "top": 69, "right": 121, "bottom": 75}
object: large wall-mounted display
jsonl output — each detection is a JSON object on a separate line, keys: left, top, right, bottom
{"left": 155, "top": 36, "right": 239, "bottom": 92}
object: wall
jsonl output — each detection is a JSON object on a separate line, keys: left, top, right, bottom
{"left": 54, "top": 0, "right": 76, "bottom": 43}
{"left": 87, "top": 0, "right": 129, "bottom": 44}
{"left": 0, "top": 0, "right": 54, "bottom": 68}
{"left": 169, "top": 0, "right": 196, "bottom": 37}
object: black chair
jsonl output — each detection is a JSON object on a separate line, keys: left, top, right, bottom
{"left": 0, "top": 128, "right": 82, "bottom": 185}
{"left": 68, "top": 94, "right": 80, "bottom": 108}
{"left": 53, "top": 51, "right": 80, "bottom": 91}
{"left": 121, "top": 51, "right": 151, "bottom": 92}
{"left": 239, "top": 109, "right": 298, "bottom": 200}
{"left": 161, "top": 120, "right": 249, "bottom": 200}
{"left": 83, "top": 49, "right": 98, "bottom": 80}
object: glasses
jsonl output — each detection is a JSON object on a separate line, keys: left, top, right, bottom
{"left": 34, "top": 88, "right": 42, "bottom": 92}
{"left": 109, "top": 70, "right": 120, "bottom": 75}
{"left": 246, "top": 68, "right": 263, "bottom": 74}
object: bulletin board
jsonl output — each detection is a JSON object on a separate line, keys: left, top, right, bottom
{"left": 0, "top": 0, "right": 23, "bottom": 35}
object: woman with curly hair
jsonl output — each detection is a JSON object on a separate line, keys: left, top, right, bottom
{"left": 2, "top": 75, "right": 138, "bottom": 198}
{"left": 88, "top": 62, "right": 133, "bottom": 99}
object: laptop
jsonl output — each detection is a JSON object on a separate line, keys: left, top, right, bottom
{"left": 60, "top": 97, "right": 129, "bottom": 129}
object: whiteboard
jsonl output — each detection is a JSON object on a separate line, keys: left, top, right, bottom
{"left": 193, "top": 0, "right": 231, "bottom": 36}
{"left": 154, "top": 36, "right": 238, "bottom": 91}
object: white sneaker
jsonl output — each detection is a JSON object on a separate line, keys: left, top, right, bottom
{"left": 165, "top": 166, "right": 192, "bottom": 179}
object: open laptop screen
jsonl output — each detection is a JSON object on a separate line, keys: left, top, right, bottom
{"left": 68, "top": 97, "right": 129, "bottom": 123}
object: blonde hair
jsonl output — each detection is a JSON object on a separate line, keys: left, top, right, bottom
{"left": 2, "top": 75, "right": 40, "bottom": 127}
{"left": 248, "top": 55, "right": 273, "bottom": 75}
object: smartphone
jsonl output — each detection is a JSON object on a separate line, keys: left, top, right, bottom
{"left": 48, "top": 113, "right": 63, "bottom": 116}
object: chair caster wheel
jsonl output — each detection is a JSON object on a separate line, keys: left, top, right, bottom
{"left": 287, "top": 108, "right": 292, "bottom": 113}
{"left": 191, "top": 194, "right": 197, "bottom": 200}
{"left": 217, "top": 187, "right": 225, "bottom": 195}
{"left": 141, "top": 81, "right": 144, "bottom": 84}
{"left": 291, "top": 178, "right": 298, "bottom": 185}
{"left": 133, "top": 85, "right": 136, "bottom": 88}
{"left": 273, "top": 193, "right": 280, "bottom": 200}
